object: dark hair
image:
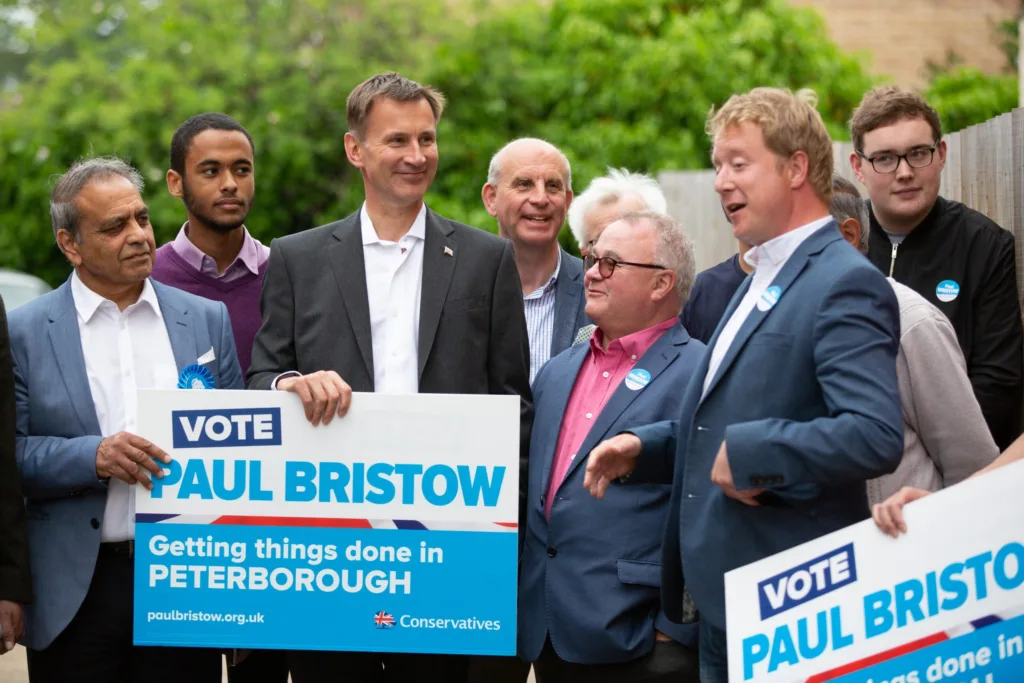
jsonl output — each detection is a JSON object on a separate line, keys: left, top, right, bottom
{"left": 347, "top": 72, "right": 445, "bottom": 141}
{"left": 170, "top": 112, "right": 254, "bottom": 176}
{"left": 850, "top": 86, "right": 942, "bottom": 153}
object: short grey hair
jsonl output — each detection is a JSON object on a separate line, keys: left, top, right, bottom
{"left": 567, "top": 168, "right": 667, "bottom": 247}
{"left": 618, "top": 210, "right": 695, "bottom": 307}
{"left": 830, "top": 175, "right": 869, "bottom": 253}
{"left": 486, "top": 138, "right": 572, "bottom": 188}
{"left": 51, "top": 156, "right": 144, "bottom": 241}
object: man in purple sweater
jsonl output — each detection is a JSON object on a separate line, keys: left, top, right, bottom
{"left": 149, "top": 113, "right": 284, "bottom": 683}
{"left": 151, "top": 112, "right": 269, "bottom": 376}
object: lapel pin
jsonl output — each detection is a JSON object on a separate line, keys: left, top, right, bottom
{"left": 444, "top": 246, "right": 454, "bottom": 257}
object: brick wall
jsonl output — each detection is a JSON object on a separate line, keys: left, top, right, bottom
{"left": 789, "top": 0, "right": 1020, "bottom": 89}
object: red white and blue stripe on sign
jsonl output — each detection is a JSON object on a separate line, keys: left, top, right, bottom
{"left": 806, "top": 606, "right": 1024, "bottom": 682}
{"left": 135, "top": 513, "right": 517, "bottom": 532}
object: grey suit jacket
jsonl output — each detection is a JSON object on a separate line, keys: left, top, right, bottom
{"left": 247, "top": 209, "right": 533, "bottom": 526}
{"left": 8, "top": 278, "right": 243, "bottom": 650}
{"left": 549, "top": 249, "right": 589, "bottom": 360}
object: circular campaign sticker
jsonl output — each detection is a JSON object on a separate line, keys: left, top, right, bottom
{"left": 936, "top": 280, "right": 960, "bottom": 303}
{"left": 757, "top": 285, "right": 783, "bottom": 312}
{"left": 177, "top": 364, "right": 215, "bottom": 390}
{"left": 624, "top": 368, "right": 651, "bottom": 391}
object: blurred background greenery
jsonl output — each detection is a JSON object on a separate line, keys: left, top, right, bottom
{"left": 1, "top": 0, "right": 1018, "bottom": 286}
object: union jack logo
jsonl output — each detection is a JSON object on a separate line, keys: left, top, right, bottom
{"left": 373, "top": 611, "right": 395, "bottom": 629}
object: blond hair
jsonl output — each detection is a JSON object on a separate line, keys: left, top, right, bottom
{"left": 706, "top": 87, "right": 833, "bottom": 203}
{"left": 850, "top": 85, "right": 942, "bottom": 153}
{"left": 346, "top": 72, "right": 446, "bottom": 140}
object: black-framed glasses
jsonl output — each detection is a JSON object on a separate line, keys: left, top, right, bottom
{"left": 858, "top": 146, "right": 937, "bottom": 174}
{"left": 583, "top": 254, "right": 666, "bottom": 278}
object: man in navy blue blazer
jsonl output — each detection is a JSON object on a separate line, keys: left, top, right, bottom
{"left": 584, "top": 88, "right": 904, "bottom": 682}
{"left": 9, "top": 158, "right": 241, "bottom": 683}
{"left": 519, "top": 211, "right": 702, "bottom": 682}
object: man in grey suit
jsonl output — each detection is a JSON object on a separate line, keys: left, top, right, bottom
{"left": 482, "top": 138, "right": 589, "bottom": 385}
{"left": 9, "top": 157, "right": 242, "bottom": 682}
{"left": 247, "top": 72, "right": 532, "bottom": 683}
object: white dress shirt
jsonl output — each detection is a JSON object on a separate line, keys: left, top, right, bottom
{"left": 361, "top": 203, "right": 426, "bottom": 394}
{"left": 702, "top": 216, "right": 832, "bottom": 397}
{"left": 71, "top": 272, "right": 178, "bottom": 542}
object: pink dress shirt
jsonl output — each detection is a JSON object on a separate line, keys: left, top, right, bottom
{"left": 544, "top": 317, "right": 677, "bottom": 519}
{"left": 170, "top": 222, "right": 270, "bottom": 283}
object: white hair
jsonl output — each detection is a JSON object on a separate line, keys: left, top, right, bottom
{"left": 567, "top": 168, "right": 667, "bottom": 248}
{"left": 486, "top": 137, "right": 571, "bottom": 188}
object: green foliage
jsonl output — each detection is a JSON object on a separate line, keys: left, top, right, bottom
{"left": 1, "top": 0, "right": 877, "bottom": 285}
{"left": 923, "top": 67, "right": 1018, "bottom": 134}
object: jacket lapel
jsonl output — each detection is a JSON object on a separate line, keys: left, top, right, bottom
{"left": 701, "top": 223, "right": 841, "bottom": 401}
{"left": 152, "top": 282, "right": 197, "bottom": 377}
{"left": 557, "top": 324, "right": 688, "bottom": 489}
{"left": 418, "top": 211, "right": 457, "bottom": 379}
{"left": 329, "top": 214, "right": 375, "bottom": 385}
{"left": 550, "top": 250, "right": 584, "bottom": 357}
{"left": 47, "top": 281, "right": 101, "bottom": 435}
{"left": 539, "top": 342, "right": 592, "bottom": 495}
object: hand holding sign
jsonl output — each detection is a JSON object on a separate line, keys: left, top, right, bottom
{"left": 871, "top": 486, "right": 932, "bottom": 537}
{"left": 96, "top": 431, "right": 171, "bottom": 490}
{"left": 277, "top": 370, "right": 352, "bottom": 426}
{"left": 583, "top": 433, "right": 642, "bottom": 499}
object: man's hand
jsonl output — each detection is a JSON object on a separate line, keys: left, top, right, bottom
{"left": 96, "top": 432, "right": 171, "bottom": 490}
{"left": 583, "top": 433, "right": 642, "bottom": 499}
{"left": 710, "top": 441, "right": 763, "bottom": 506}
{"left": 872, "top": 487, "right": 931, "bottom": 538}
{"left": 277, "top": 371, "right": 352, "bottom": 426}
{"left": 0, "top": 601, "right": 23, "bottom": 652}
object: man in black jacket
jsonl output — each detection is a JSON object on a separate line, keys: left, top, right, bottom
{"left": 0, "top": 296, "right": 32, "bottom": 652}
{"left": 850, "top": 85, "right": 1023, "bottom": 450}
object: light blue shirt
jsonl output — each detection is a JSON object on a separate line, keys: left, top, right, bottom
{"left": 524, "top": 249, "right": 562, "bottom": 384}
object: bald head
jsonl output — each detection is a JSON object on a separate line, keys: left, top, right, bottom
{"left": 482, "top": 138, "right": 573, "bottom": 249}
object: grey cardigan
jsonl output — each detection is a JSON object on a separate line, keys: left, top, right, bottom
{"left": 867, "top": 279, "right": 1000, "bottom": 505}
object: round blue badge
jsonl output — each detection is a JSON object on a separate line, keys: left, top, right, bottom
{"left": 177, "top": 364, "right": 215, "bottom": 390}
{"left": 935, "top": 280, "right": 960, "bottom": 303}
{"left": 757, "top": 285, "right": 782, "bottom": 312}
{"left": 624, "top": 368, "right": 651, "bottom": 391}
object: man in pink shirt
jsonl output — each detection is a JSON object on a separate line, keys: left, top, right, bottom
{"left": 518, "top": 211, "right": 703, "bottom": 682}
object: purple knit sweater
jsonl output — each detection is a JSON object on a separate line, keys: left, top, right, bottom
{"left": 151, "top": 242, "right": 266, "bottom": 375}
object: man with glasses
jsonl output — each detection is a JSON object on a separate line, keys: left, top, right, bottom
{"left": 518, "top": 211, "right": 701, "bottom": 682}
{"left": 850, "top": 85, "right": 1023, "bottom": 450}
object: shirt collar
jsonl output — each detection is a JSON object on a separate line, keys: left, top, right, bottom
{"left": 360, "top": 203, "right": 427, "bottom": 246}
{"left": 71, "top": 271, "right": 162, "bottom": 324}
{"left": 174, "top": 222, "right": 262, "bottom": 276}
{"left": 590, "top": 316, "right": 676, "bottom": 360}
{"left": 524, "top": 249, "right": 562, "bottom": 301}
{"left": 744, "top": 215, "right": 832, "bottom": 270}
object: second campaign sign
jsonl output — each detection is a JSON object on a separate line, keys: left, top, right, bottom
{"left": 133, "top": 389, "right": 519, "bottom": 655}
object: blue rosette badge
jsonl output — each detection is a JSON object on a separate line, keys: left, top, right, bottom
{"left": 177, "top": 364, "right": 215, "bottom": 390}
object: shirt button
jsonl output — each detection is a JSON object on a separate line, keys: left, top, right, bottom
{"left": 547, "top": 547, "right": 557, "bottom": 558}
{"left": 391, "top": 310, "right": 399, "bottom": 318}
{"left": 585, "top": 413, "right": 592, "bottom": 419}
{"left": 391, "top": 351, "right": 398, "bottom": 357}
{"left": 602, "top": 372, "right": 610, "bottom": 378}
{"left": 631, "top": 355, "right": 637, "bottom": 360}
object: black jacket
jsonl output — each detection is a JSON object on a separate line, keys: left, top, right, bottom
{"left": 0, "top": 297, "right": 32, "bottom": 604}
{"left": 867, "top": 197, "right": 1024, "bottom": 450}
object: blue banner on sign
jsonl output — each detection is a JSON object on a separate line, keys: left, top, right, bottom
{"left": 171, "top": 408, "right": 283, "bottom": 449}
{"left": 132, "top": 522, "right": 517, "bottom": 655}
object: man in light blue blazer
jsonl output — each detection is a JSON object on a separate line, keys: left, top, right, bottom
{"left": 585, "top": 89, "right": 904, "bottom": 682}
{"left": 9, "top": 157, "right": 241, "bottom": 683}
{"left": 483, "top": 138, "right": 589, "bottom": 385}
{"left": 519, "top": 211, "right": 700, "bottom": 682}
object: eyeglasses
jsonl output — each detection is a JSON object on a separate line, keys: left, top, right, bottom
{"left": 858, "top": 146, "right": 937, "bottom": 174}
{"left": 583, "top": 254, "right": 666, "bottom": 278}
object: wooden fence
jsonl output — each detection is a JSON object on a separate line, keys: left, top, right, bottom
{"left": 658, "top": 108, "right": 1024, "bottom": 297}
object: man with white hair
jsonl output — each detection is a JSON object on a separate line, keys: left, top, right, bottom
{"left": 519, "top": 210, "right": 701, "bottom": 682}
{"left": 483, "top": 138, "right": 588, "bottom": 383}
{"left": 567, "top": 168, "right": 667, "bottom": 256}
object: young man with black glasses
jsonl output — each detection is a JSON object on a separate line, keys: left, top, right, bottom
{"left": 850, "top": 85, "right": 1023, "bottom": 451}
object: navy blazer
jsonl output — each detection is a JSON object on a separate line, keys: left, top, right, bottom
{"left": 8, "top": 277, "right": 243, "bottom": 650}
{"left": 549, "top": 249, "right": 589, "bottom": 360}
{"left": 631, "top": 223, "right": 903, "bottom": 632}
{"left": 519, "top": 321, "right": 704, "bottom": 664}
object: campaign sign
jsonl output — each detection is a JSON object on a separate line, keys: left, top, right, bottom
{"left": 134, "top": 390, "right": 519, "bottom": 655}
{"left": 726, "top": 460, "right": 1024, "bottom": 682}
